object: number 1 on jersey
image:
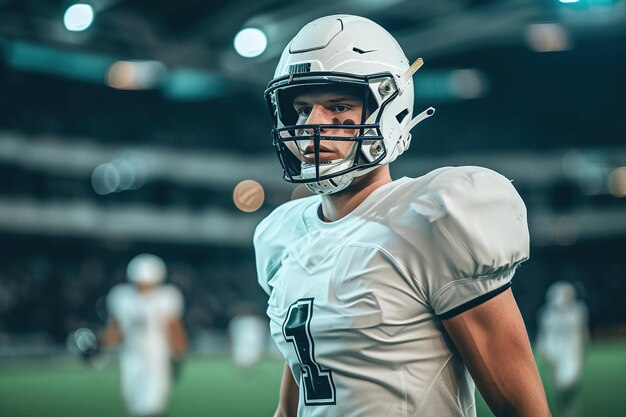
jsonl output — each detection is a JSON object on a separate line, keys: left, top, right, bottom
{"left": 283, "top": 298, "right": 336, "bottom": 405}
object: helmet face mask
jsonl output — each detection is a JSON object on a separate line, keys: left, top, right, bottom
{"left": 265, "top": 15, "right": 433, "bottom": 195}
{"left": 266, "top": 74, "right": 395, "bottom": 192}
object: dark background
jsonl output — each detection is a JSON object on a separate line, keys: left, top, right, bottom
{"left": 0, "top": 0, "right": 625, "bottom": 353}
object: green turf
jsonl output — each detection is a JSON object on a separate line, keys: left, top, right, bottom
{"left": 0, "top": 342, "right": 624, "bottom": 417}
{"left": 475, "top": 341, "right": 626, "bottom": 417}
{"left": 0, "top": 356, "right": 284, "bottom": 417}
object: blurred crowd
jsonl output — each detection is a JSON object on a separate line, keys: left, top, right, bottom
{"left": 0, "top": 239, "right": 266, "bottom": 355}
{"left": 0, "top": 233, "right": 624, "bottom": 359}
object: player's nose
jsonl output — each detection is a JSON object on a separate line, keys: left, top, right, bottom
{"left": 305, "top": 105, "right": 332, "bottom": 126}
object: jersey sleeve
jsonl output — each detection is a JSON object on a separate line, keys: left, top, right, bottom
{"left": 424, "top": 166, "right": 530, "bottom": 318}
{"left": 254, "top": 215, "right": 282, "bottom": 296}
{"left": 160, "top": 285, "right": 184, "bottom": 318}
{"left": 254, "top": 198, "right": 312, "bottom": 296}
{"left": 105, "top": 284, "right": 130, "bottom": 321}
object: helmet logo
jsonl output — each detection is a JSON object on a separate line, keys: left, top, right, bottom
{"left": 288, "top": 63, "right": 311, "bottom": 74}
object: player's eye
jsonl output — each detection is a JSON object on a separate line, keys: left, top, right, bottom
{"left": 332, "top": 104, "right": 350, "bottom": 113}
{"left": 296, "top": 107, "right": 312, "bottom": 117}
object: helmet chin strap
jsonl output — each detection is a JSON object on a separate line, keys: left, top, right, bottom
{"left": 300, "top": 145, "right": 358, "bottom": 195}
{"left": 301, "top": 156, "right": 387, "bottom": 195}
{"left": 304, "top": 172, "right": 356, "bottom": 195}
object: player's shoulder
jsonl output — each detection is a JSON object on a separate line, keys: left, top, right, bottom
{"left": 428, "top": 166, "right": 529, "bottom": 276}
{"left": 254, "top": 195, "right": 318, "bottom": 295}
{"left": 254, "top": 194, "right": 319, "bottom": 243}
{"left": 107, "top": 283, "right": 135, "bottom": 299}
{"left": 157, "top": 283, "right": 183, "bottom": 299}
{"left": 426, "top": 165, "right": 516, "bottom": 194}
{"left": 155, "top": 284, "right": 184, "bottom": 315}
{"left": 106, "top": 283, "right": 135, "bottom": 315}
{"left": 410, "top": 165, "right": 515, "bottom": 195}
{"left": 397, "top": 166, "right": 523, "bottom": 221}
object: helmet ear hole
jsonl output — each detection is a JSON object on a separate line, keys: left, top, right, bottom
{"left": 396, "top": 109, "right": 409, "bottom": 124}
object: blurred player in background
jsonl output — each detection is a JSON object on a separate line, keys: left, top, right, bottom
{"left": 255, "top": 14, "right": 551, "bottom": 417}
{"left": 537, "top": 281, "right": 589, "bottom": 417}
{"left": 227, "top": 304, "right": 268, "bottom": 369}
{"left": 84, "top": 253, "right": 187, "bottom": 417}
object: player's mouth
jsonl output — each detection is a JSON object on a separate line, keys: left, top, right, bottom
{"left": 301, "top": 142, "right": 340, "bottom": 163}
{"left": 302, "top": 150, "right": 338, "bottom": 163}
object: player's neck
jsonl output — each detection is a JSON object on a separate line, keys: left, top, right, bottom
{"left": 319, "top": 166, "right": 392, "bottom": 222}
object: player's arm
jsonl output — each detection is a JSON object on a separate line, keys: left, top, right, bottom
{"left": 442, "top": 288, "right": 551, "bottom": 417}
{"left": 166, "top": 317, "right": 187, "bottom": 357}
{"left": 534, "top": 308, "right": 548, "bottom": 359}
{"left": 98, "top": 319, "right": 123, "bottom": 348}
{"left": 274, "top": 362, "right": 299, "bottom": 417}
{"left": 166, "top": 317, "right": 187, "bottom": 381}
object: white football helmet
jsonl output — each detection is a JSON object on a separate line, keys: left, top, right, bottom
{"left": 546, "top": 281, "right": 577, "bottom": 308}
{"left": 127, "top": 253, "right": 167, "bottom": 285}
{"left": 265, "top": 15, "right": 435, "bottom": 194}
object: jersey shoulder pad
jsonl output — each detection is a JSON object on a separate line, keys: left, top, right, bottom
{"left": 106, "top": 283, "right": 135, "bottom": 319}
{"left": 157, "top": 284, "right": 184, "bottom": 317}
{"left": 426, "top": 166, "right": 529, "bottom": 280}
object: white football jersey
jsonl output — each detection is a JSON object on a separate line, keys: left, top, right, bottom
{"left": 106, "top": 283, "right": 184, "bottom": 415}
{"left": 254, "top": 166, "right": 529, "bottom": 417}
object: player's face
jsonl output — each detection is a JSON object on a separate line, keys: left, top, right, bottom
{"left": 135, "top": 282, "right": 158, "bottom": 293}
{"left": 292, "top": 88, "right": 366, "bottom": 163}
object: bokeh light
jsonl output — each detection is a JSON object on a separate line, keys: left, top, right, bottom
{"left": 106, "top": 60, "right": 167, "bottom": 90}
{"left": 233, "top": 180, "right": 265, "bottom": 212}
{"left": 63, "top": 3, "right": 95, "bottom": 32}
{"left": 608, "top": 167, "right": 626, "bottom": 197}
{"left": 525, "top": 23, "right": 572, "bottom": 53}
{"left": 233, "top": 28, "right": 267, "bottom": 58}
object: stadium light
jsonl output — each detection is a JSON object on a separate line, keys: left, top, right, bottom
{"left": 234, "top": 28, "right": 267, "bottom": 58}
{"left": 63, "top": 3, "right": 95, "bottom": 32}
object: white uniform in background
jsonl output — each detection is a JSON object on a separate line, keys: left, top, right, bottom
{"left": 255, "top": 166, "right": 529, "bottom": 417}
{"left": 107, "top": 282, "right": 184, "bottom": 416}
{"left": 228, "top": 314, "right": 268, "bottom": 368}
{"left": 537, "top": 281, "right": 588, "bottom": 392}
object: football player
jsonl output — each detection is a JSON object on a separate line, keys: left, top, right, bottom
{"left": 98, "top": 254, "right": 187, "bottom": 417}
{"left": 536, "top": 281, "right": 589, "bottom": 417}
{"left": 228, "top": 309, "right": 268, "bottom": 369}
{"left": 255, "top": 15, "right": 551, "bottom": 417}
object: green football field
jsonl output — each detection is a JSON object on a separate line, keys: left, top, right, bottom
{"left": 0, "top": 341, "right": 624, "bottom": 417}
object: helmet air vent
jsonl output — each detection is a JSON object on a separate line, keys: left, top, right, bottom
{"left": 289, "top": 18, "right": 343, "bottom": 53}
{"left": 352, "top": 47, "right": 376, "bottom": 54}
